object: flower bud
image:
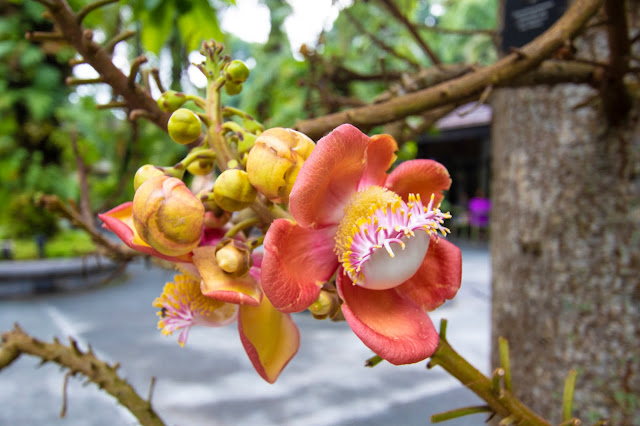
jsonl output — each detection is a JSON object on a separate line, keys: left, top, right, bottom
{"left": 168, "top": 108, "right": 202, "bottom": 145}
{"left": 133, "top": 164, "right": 165, "bottom": 191}
{"left": 157, "top": 90, "right": 187, "bottom": 112}
{"left": 224, "top": 81, "right": 242, "bottom": 96}
{"left": 213, "top": 169, "right": 257, "bottom": 212}
{"left": 215, "top": 238, "right": 252, "bottom": 278}
{"left": 203, "top": 210, "right": 232, "bottom": 229}
{"left": 133, "top": 175, "right": 204, "bottom": 256}
{"left": 245, "top": 127, "right": 315, "bottom": 203}
{"left": 187, "top": 159, "right": 214, "bottom": 176}
{"left": 225, "top": 60, "right": 250, "bottom": 84}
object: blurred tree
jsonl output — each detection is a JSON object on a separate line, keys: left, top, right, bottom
{"left": 491, "top": 1, "right": 640, "bottom": 423}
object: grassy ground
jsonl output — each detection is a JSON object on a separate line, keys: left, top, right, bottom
{"left": 4, "top": 230, "right": 96, "bottom": 260}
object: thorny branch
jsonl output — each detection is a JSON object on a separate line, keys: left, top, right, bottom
{"left": 0, "top": 325, "right": 165, "bottom": 426}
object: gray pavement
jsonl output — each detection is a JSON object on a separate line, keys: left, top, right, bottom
{"left": 0, "top": 241, "right": 491, "bottom": 426}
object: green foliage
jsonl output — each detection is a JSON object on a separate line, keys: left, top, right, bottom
{"left": 8, "top": 229, "right": 96, "bottom": 260}
{"left": 6, "top": 193, "right": 59, "bottom": 238}
{"left": 129, "top": 0, "right": 224, "bottom": 54}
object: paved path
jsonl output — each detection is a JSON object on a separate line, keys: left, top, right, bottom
{"left": 0, "top": 242, "right": 491, "bottom": 426}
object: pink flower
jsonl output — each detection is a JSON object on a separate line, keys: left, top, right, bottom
{"left": 261, "top": 124, "right": 462, "bottom": 365}
{"left": 99, "top": 204, "right": 299, "bottom": 383}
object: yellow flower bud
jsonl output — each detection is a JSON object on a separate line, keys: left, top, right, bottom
{"left": 168, "top": 108, "right": 202, "bottom": 145}
{"left": 213, "top": 169, "right": 257, "bottom": 212}
{"left": 224, "top": 60, "right": 250, "bottom": 84}
{"left": 215, "top": 238, "right": 252, "bottom": 278}
{"left": 133, "top": 164, "right": 165, "bottom": 191}
{"left": 187, "top": 159, "right": 214, "bottom": 176}
{"left": 224, "top": 81, "right": 242, "bottom": 96}
{"left": 133, "top": 176, "right": 204, "bottom": 256}
{"left": 245, "top": 127, "right": 315, "bottom": 203}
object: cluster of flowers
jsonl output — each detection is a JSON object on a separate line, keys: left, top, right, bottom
{"left": 100, "top": 122, "right": 462, "bottom": 383}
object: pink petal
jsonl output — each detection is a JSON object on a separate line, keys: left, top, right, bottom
{"left": 337, "top": 269, "right": 439, "bottom": 365}
{"left": 290, "top": 124, "right": 370, "bottom": 228}
{"left": 385, "top": 159, "right": 451, "bottom": 206}
{"left": 194, "top": 246, "right": 262, "bottom": 306}
{"left": 98, "top": 202, "right": 192, "bottom": 263}
{"left": 238, "top": 296, "right": 300, "bottom": 383}
{"left": 396, "top": 237, "right": 462, "bottom": 311}
{"left": 357, "top": 134, "right": 398, "bottom": 189}
{"left": 262, "top": 219, "right": 339, "bottom": 313}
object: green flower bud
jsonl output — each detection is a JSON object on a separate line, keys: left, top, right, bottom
{"left": 213, "top": 169, "right": 257, "bottom": 212}
{"left": 224, "top": 81, "right": 243, "bottom": 96}
{"left": 187, "top": 159, "right": 214, "bottom": 176}
{"left": 246, "top": 127, "right": 315, "bottom": 204}
{"left": 237, "top": 131, "right": 257, "bottom": 154}
{"left": 157, "top": 90, "right": 187, "bottom": 112}
{"left": 133, "top": 164, "right": 165, "bottom": 191}
{"left": 133, "top": 175, "right": 204, "bottom": 256}
{"left": 168, "top": 108, "right": 202, "bottom": 145}
{"left": 225, "top": 60, "right": 250, "bottom": 84}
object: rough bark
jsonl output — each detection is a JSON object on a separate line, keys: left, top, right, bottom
{"left": 490, "top": 3, "right": 640, "bottom": 422}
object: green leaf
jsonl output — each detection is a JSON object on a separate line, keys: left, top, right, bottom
{"left": 139, "top": 3, "right": 175, "bottom": 54}
{"left": 177, "top": 0, "right": 223, "bottom": 52}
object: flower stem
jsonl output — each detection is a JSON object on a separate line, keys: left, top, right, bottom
{"left": 428, "top": 320, "right": 550, "bottom": 425}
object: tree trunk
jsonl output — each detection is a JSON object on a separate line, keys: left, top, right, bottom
{"left": 490, "top": 3, "right": 640, "bottom": 423}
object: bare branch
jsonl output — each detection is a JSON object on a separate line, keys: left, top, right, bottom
{"left": 294, "top": 0, "right": 605, "bottom": 139}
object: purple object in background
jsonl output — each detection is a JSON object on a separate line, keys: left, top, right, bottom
{"left": 468, "top": 197, "right": 491, "bottom": 228}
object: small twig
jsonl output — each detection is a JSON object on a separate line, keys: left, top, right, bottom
{"left": 417, "top": 24, "right": 498, "bottom": 37}
{"left": 60, "top": 371, "right": 71, "bottom": 418}
{"left": 129, "top": 109, "right": 153, "bottom": 122}
{"left": 96, "top": 101, "right": 127, "bottom": 110}
{"left": 343, "top": 9, "right": 421, "bottom": 69}
{"left": 147, "top": 377, "right": 157, "bottom": 403}
{"left": 151, "top": 68, "right": 166, "bottom": 93}
{"left": 458, "top": 85, "right": 492, "bottom": 117}
{"left": 25, "top": 31, "right": 64, "bottom": 41}
{"left": 498, "top": 336, "right": 512, "bottom": 392}
{"left": 378, "top": 0, "right": 441, "bottom": 65}
{"left": 66, "top": 77, "right": 104, "bottom": 85}
{"left": 128, "top": 55, "right": 148, "bottom": 87}
{"left": 104, "top": 30, "right": 136, "bottom": 54}
{"left": 76, "top": 0, "right": 119, "bottom": 23}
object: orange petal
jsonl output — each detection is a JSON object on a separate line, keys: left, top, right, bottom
{"left": 385, "top": 159, "right": 451, "bottom": 206}
{"left": 397, "top": 237, "right": 462, "bottom": 311}
{"left": 193, "top": 246, "right": 262, "bottom": 306}
{"left": 358, "top": 134, "right": 398, "bottom": 189}
{"left": 289, "top": 124, "right": 369, "bottom": 228}
{"left": 337, "top": 269, "right": 439, "bottom": 365}
{"left": 262, "top": 219, "right": 339, "bottom": 313}
{"left": 238, "top": 296, "right": 300, "bottom": 383}
{"left": 99, "top": 202, "right": 192, "bottom": 263}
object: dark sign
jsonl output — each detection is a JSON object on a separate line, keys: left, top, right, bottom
{"left": 501, "top": 0, "right": 567, "bottom": 52}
